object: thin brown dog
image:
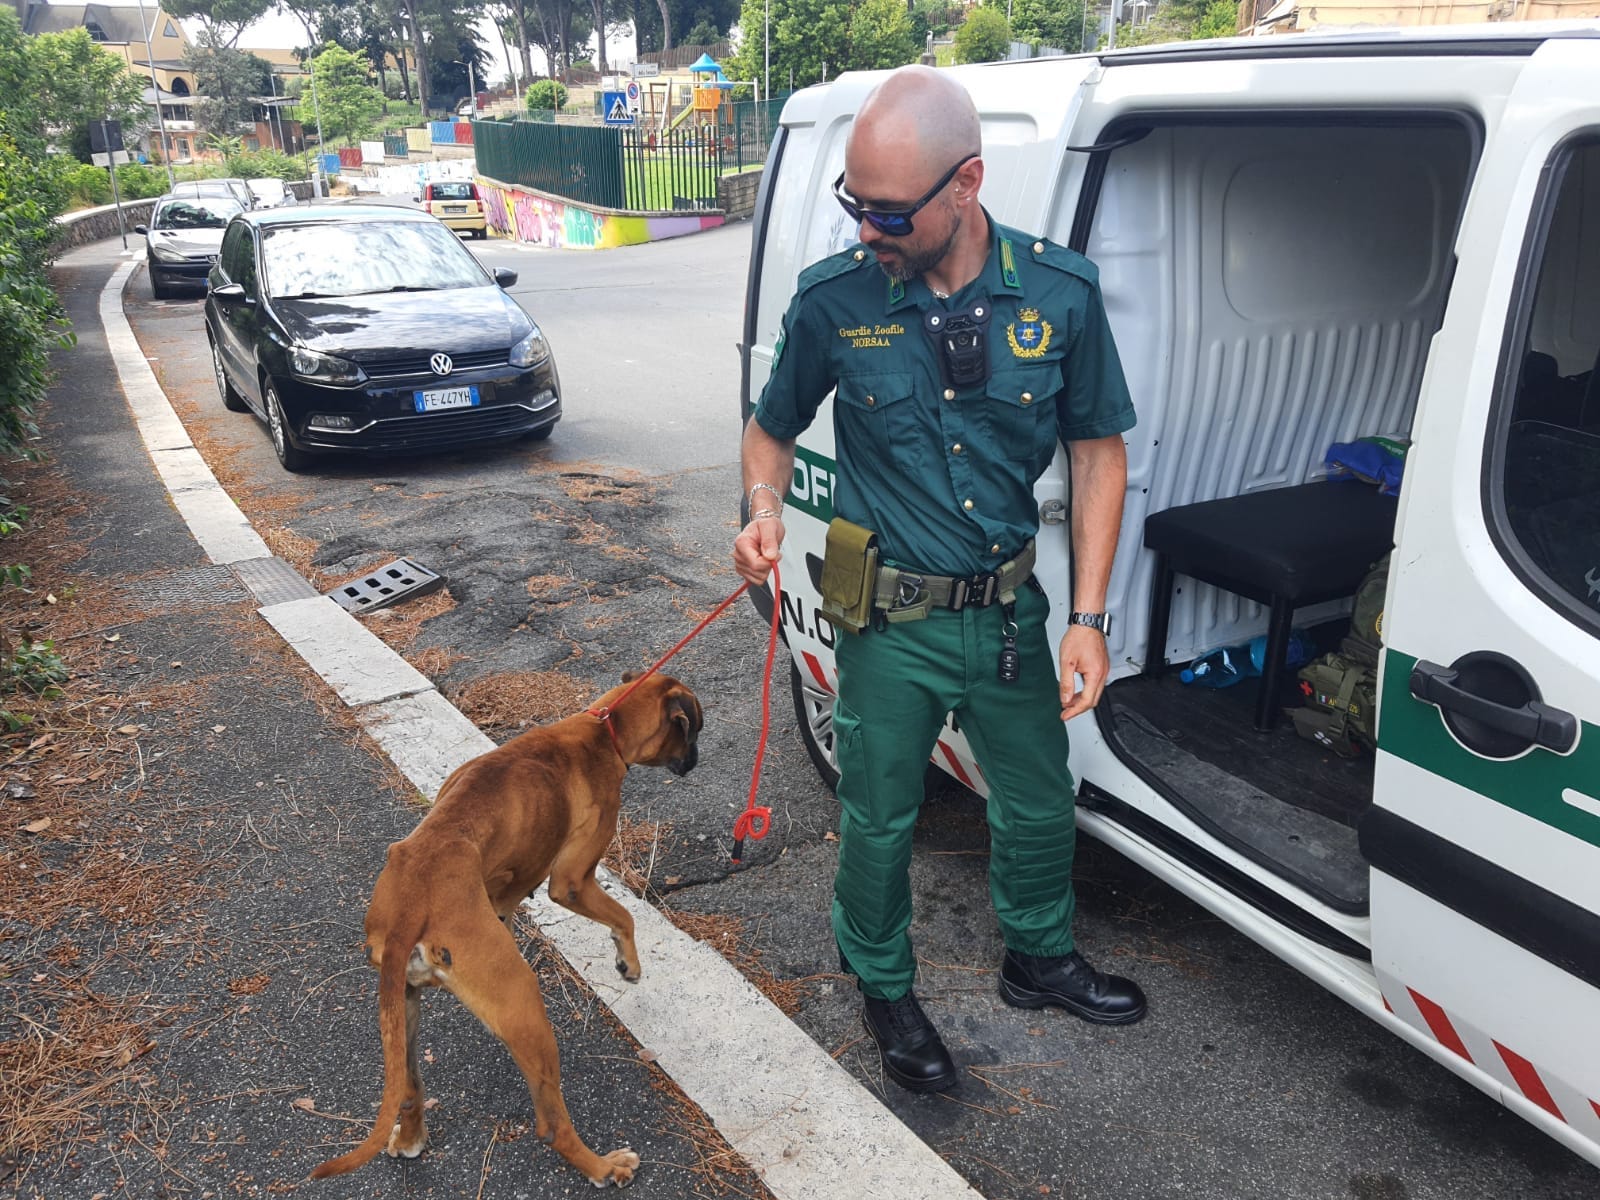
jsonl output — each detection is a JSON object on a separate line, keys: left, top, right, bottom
{"left": 309, "top": 672, "right": 703, "bottom": 1188}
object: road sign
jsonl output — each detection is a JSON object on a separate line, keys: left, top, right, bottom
{"left": 632, "top": 62, "right": 660, "bottom": 77}
{"left": 624, "top": 80, "right": 641, "bottom": 112}
{"left": 602, "top": 92, "right": 634, "bottom": 126}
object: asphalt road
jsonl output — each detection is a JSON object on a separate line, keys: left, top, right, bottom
{"left": 118, "top": 218, "right": 1599, "bottom": 1200}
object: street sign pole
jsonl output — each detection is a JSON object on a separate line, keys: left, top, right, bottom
{"left": 90, "top": 120, "right": 129, "bottom": 248}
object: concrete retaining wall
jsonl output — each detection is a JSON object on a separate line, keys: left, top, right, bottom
{"left": 717, "top": 168, "right": 764, "bottom": 222}
{"left": 476, "top": 174, "right": 724, "bottom": 251}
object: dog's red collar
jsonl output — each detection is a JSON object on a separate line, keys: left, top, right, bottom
{"left": 587, "top": 706, "right": 628, "bottom": 767}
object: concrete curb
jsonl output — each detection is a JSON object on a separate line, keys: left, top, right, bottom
{"left": 98, "top": 262, "right": 983, "bottom": 1199}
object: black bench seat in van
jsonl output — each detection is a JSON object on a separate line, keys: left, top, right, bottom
{"left": 1143, "top": 481, "right": 1397, "bottom": 732}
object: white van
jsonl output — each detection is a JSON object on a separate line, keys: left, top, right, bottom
{"left": 739, "top": 23, "right": 1600, "bottom": 1168}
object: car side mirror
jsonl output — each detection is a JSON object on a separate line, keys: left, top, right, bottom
{"left": 134, "top": 224, "right": 148, "bottom": 235}
{"left": 211, "top": 281, "right": 252, "bottom": 305}
{"left": 493, "top": 267, "right": 518, "bottom": 288}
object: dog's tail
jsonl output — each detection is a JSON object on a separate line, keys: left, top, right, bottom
{"left": 308, "top": 932, "right": 413, "bottom": 1180}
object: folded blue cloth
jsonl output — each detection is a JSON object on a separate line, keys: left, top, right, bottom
{"left": 1325, "top": 435, "right": 1409, "bottom": 496}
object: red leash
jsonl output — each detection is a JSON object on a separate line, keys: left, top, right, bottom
{"left": 585, "top": 564, "right": 781, "bottom": 867}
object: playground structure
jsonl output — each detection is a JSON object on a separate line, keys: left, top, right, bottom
{"left": 627, "top": 53, "right": 741, "bottom": 149}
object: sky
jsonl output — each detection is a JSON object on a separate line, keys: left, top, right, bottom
{"left": 93, "top": 1, "right": 640, "bottom": 91}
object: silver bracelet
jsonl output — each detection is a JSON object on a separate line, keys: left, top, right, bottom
{"left": 750, "top": 508, "right": 782, "bottom": 522}
{"left": 748, "top": 482, "right": 785, "bottom": 512}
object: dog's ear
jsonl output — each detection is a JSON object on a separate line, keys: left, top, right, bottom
{"left": 668, "top": 692, "right": 701, "bottom": 743}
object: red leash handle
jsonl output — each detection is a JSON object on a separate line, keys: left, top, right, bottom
{"left": 731, "top": 561, "right": 780, "bottom": 866}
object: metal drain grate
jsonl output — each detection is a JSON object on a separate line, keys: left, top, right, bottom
{"left": 120, "top": 564, "right": 251, "bottom": 610}
{"left": 326, "top": 558, "right": 445, "bottom": 614}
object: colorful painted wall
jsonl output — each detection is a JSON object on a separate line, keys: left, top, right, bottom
{"left": 476, "top": 175, "right": 724, "bottom": 252}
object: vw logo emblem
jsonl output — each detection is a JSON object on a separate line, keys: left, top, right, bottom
{"left": 429, "top": 352, "right": 453, "bottom": 376}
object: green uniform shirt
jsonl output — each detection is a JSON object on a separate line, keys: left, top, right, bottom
{"left": 754, "top": 214, "right": 1136, "bottom": 577}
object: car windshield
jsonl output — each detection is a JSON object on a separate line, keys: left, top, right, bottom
{"left": 431, "top": 183, "right": 475, "bottom": 201}
{"left": 262, "top": 219, "right": 487, "bottom": 299}
{"left": 154, "top": 199, "right": 242, "bottom": 229}
{"left": 248, "top": 179, "right": 285, "bottom": 200}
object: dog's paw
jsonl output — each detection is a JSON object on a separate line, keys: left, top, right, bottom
{"left": 591, "top": 1148, "right": 639, "bottom": 1187}
{"left": 385, "top": 1125, "right": 427, "bottom": 1160}
{"left": 614, "top": 956, "right": 641, "bottom": 983}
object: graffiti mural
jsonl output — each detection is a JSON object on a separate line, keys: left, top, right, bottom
{"left": 476, "top": 176, "right": 724, "bottom": 252}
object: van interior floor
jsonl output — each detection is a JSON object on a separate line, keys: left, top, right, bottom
{"left": 1101, "top": 665, "right": 1374, "bottom": 913}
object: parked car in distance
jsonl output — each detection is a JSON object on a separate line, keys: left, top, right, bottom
{"left": 204, "top": 205, "right": 560, "bottom": 472}
{"left": 246, "top": 177, "right": 296, "bottom": 209}
{"left": 135, "top": 195, "right": 244, "bottom": 299}
{"left": 170, "top": 177, "right": 257, "bottom": 211}
{"left": 418, "top": 180, "right": 487, "bottom": 238}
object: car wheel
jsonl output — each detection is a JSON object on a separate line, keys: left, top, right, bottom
{"left": 210, "top": 338, "right": 248, "bottom": 413}
{"left": 264, "top": 383, "right": 312, "bottom": 473}
{"left": 150, "top": 268, "right": 173, "bottom": 300}
{"left": 790, "top": 658, "right": 840, "bottom": 792}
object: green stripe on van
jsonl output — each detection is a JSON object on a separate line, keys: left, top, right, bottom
{"left": 1381, "top": 649, "right": 1600, "bottom": 849}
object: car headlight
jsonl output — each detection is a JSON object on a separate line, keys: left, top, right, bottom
{"left": 289, "top": 346, "right": 367, "bottom": 386}
{"left": 149, "top": 242, "right": 188, "bottom": 263}
{"left": 509, "top": 324, "right": 549, "bottom": 369}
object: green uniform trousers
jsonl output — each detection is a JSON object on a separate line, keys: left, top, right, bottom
{"left": 831, "top": 580, "right": 1078, "bottom": 1001}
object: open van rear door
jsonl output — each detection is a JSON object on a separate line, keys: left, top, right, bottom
{"left": 1366, "top": 37, "right": 1600, "bottom": 1165}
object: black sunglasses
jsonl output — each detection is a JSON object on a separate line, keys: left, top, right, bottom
{"left": 832, "top": 155, "right": 977, "bottom": 237}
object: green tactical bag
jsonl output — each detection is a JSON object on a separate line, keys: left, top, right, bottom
{"left": 1339, "top": 551, "right": 1390, "bottom": 668}
{"left": 1293, "top": 652, "right": 1378, "bottom": 757}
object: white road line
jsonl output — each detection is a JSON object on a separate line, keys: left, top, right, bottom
{"left": 98, "top": 263, "right": 983, "bottom": 1200}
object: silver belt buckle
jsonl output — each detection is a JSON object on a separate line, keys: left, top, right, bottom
{"left": 894, "top": 573, "right": 925, "bottom": 609}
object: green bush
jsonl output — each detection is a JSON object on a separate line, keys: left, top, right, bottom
{"left": 953, "top": 5, "right": 1011, "bottom": 63}
{"left": 114, "top": 161, "right": 169, "bottom": 199}
{"left": 62, "top": 161, "right": 111, "bottom": 208}
{"left": 229, "top": 149, "right": 307, "bottom": 181}
{"left": 525, "top": 79, "right": 568, "bottom": 111}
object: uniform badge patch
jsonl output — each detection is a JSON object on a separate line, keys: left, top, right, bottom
{"left": 1007, "top": 307, "right": 1052, "bottom": 359}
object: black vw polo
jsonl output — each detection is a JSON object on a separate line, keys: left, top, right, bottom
{"left": 204, "top": 205, "right": 561, "bottom": 471}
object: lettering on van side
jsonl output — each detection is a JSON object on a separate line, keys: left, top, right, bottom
{"left": 838, "top": 323, "right": 906, "bottom": 350}
{"left": 787, "top": 445, "right": 837, "bottom": 522}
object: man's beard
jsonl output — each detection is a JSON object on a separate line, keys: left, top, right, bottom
{"left": 875, "top": 210, "right": 961, "bottom": 284}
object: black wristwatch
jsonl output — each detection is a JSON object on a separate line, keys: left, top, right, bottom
{"left": 1069, "top": 611, "right": 1112, "bottom": 637}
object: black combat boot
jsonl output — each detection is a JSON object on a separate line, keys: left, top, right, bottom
{"left": 998, "top": 948, "right": 1147, "bottom": 1025}
{"left": 861, "top": 990, "right": 959, "bottom": 1093}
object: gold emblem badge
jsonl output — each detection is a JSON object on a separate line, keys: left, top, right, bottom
{"left": 1007, "top": 307, "right": 1052, "bottom": 358}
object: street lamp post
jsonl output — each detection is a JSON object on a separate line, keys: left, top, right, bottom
{"left": 763, "top": 0, "right": 769, "bottom": 104}
{"left": 453, "top": 59, "right": 477, "bottom": 114}
{"left": 307, "top": 50, "right": 327, "bottom": 198}
{"left": 132, "top": 0, "right": 176, "bottom": 188}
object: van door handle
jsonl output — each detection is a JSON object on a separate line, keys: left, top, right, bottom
{"left": 1409, "top": 657, "right": 1578, "bottom": 757}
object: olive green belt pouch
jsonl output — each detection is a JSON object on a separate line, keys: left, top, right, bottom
{"left": 818, "top": 517, "right": 880, "bottom": 634}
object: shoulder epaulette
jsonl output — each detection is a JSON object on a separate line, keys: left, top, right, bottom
{"left": 1026, "top": 238, "right": 1099, "bottom": 287}
{"left": 795, "top": 245, "right": 875, "bottom": 296}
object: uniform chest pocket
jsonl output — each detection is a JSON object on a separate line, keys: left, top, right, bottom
{"left": 836, "top": 371, "right": 925, "bottom": 471}
{"left": 983, "top": 364, "right": 1062, "bottom": 464}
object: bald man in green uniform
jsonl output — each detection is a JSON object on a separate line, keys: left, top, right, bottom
{"left": 733, "top": 65, "right": 1145, "bottom": 1093}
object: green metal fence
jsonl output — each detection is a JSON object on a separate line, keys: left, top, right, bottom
{"left": 619, "top": 126, "right": 722, "bottom": 211}
{"left": 474, "top": 118, "right": 627, "bottom": 209}
{"left": 723, "top": 98, "right": 789, "bottom": 173}
{"left": 476, "top": 98, "right": 792, "bottom": 213}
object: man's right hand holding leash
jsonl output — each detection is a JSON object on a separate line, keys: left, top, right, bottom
{"left": 734, "top": 425, "right": 795, "bottom": 586}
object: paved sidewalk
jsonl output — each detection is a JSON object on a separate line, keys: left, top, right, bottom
{"left": 0, "top": 237, "right": 977, "bottom": 1200}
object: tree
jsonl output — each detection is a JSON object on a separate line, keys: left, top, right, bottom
{"left": 525, "top": 79, "right": 567, "bottom": 109}
{"left": 952, "top": 4, "right": 1010, "bottom": 63}
{"left": 165, "top": 0, "right": 276, "bottom": 47}
{"left": 847, "top": 0, "right": 917, "bottom": 71}
{"left": 1115, "top": 0, "right": 1236, "bottom": 45}
{"left": 1009, "top": 0, "right": 1087, "bottom": 52}
{"left": 728, "top": 0, "right": 848, "bottom": 92}
{"left": 27, "top": 29, "right": 147, "bottom": 161}
{"left": 186, "top": 31, "right": 273, "bottom": 136}
{"left": 310, "top": 42, "right": 384, "bottom": 144}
